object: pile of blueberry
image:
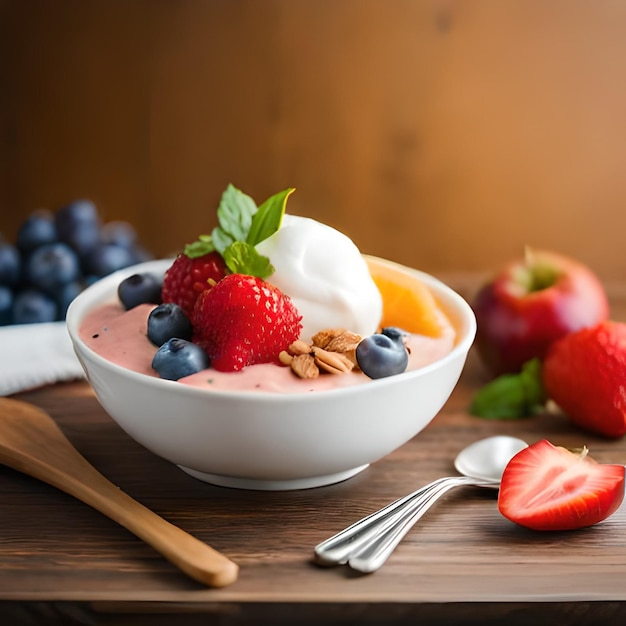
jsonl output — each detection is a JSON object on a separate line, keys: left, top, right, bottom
{"left": 0, "top": 199, "right": 152, "bottom": 325}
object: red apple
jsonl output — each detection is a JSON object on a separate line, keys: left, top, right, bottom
{"left": 472, "top": 249, "right": 610, "bottom": 377}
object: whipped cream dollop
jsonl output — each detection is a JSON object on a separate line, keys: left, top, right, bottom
{"left": 256, "top": 214, "right": 383, "bottom": 341}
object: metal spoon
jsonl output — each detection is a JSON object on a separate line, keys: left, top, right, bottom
{"left": 314, "top": 435, "right": 528, "bottom": 572}
{"left": 0, "top": 397, "right": 239, "bottom": 588}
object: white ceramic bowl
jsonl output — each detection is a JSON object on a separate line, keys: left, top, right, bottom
{"left": 66, "top": 257, "right": 476, "bottom": 491}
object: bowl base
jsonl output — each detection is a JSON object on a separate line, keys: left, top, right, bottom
{"left": 177, "top": 464, "right": 370, "bottom": 491}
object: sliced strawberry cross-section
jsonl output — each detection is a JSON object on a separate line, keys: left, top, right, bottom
{"left": 498, "top": 439, "right": 624, "bottom": 531}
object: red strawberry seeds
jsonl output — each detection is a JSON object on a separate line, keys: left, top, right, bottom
{"left": 192, "top": 274, "right": 302, "bottom": 372}
{"left": 161, "top": 251, "right": 228, "bottom": 318}
{"left": 542, "top": 321, "right": 626, "bottom": 438}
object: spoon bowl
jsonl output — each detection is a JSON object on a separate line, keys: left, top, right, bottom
{"left": 314, "top": 434, "right": 528, "bottom": 571}
{"left": 454, "top": 435, "right": 529, "bottom": 484}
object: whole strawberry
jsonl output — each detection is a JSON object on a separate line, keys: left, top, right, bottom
{"left": 542, "top": 321, "right": 626, "bottom": 438}
{"left": 162, "top": 251, "right": 228, "bottom": 318}
{"left": 192, "top": 274, "right": 302, "bottom": 372}
{"left": 470, "top": 321, "right": 626, "bottom": 439}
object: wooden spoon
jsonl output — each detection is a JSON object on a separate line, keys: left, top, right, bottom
{"left": 0, "top": 397, "right": 239, "bottom": 588}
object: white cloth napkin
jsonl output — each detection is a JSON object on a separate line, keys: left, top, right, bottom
{"left": 0, "top": 322, "right": 85, "bottom": 396}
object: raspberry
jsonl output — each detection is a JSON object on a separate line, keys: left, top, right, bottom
{"left": 161, "top": 251, "right": 227, "bottom": 318}
{"left": 192, "top": 274, "right": 302, "bottom": 372}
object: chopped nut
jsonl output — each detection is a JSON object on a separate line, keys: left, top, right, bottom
{"left": 342, "top": 348, "right": 360, "bottom": 370}
{"left": 283, "top": 328, "right": 365, "bottom": 378}
{"left": 310, "top": 329, "right": 361, "bottom": 369}
{"left": 279, "top": 350, "right": 293, "bottom": 366}
{"left": 327, "top": 331, "right": 361, "bottom": 351}
{"left": 288, "top": 339, "right": 313, "bottom": 356}
{"left": 290, "top": 353, "right": 319, "bottom": 379}
{"left": 311, "top": 328, "right": 347, "bottom": 349}
{"left": 326, "top": 333, "right": 361, "bottom": 369}
{"left": 313, "top": 347, "right": 355, "bottom": 374}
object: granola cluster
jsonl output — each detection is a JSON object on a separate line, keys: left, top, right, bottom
{"left": 279, "top": 329, "right": 362, "bottom": 379}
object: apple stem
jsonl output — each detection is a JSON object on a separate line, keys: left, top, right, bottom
{"left": 524, "top": 245, "right": 535, "bottom": 267}
{"left": 523, "top": 247, "right": 559, "bottom": 292}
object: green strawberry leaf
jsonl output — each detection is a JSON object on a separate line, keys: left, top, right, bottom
{"left": 470, "top": 358, "right": 547, "bottom": 419}
{"left": 246, "top": 187, "right": 294, "bottom": 246}
{"left": 223, "top": 241, "right": 275, "bottom": 279}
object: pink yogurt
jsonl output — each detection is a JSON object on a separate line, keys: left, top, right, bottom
{"left": 79, "top": 301, "right": 457, "bottom": 394}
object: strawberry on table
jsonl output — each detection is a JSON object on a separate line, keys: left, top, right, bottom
{"left": 192, "top": 274, "right": 302, "bottom": 372}
{"left": 542, "top": 321, "right": 626, "bottom": 438}
{"left": 498, "top": 439, "right": 625, "bottom": 531}
{"left": 470, "top": 321, "right": 626, "bottom": 439}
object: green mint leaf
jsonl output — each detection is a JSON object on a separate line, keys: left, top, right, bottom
{"left": 246, "top": 188, "right": 295, "bottom": 246}
{"left": 184, "top": 234, "right": 215, "bottom": 258}
{"left": 183, "top": 183, "right": 290, "bottom": 274}
{"left": 223, "top": 241, "right": 275, "bottom": 279}
{"left": 211, "top": 225, "right": 234, "bottom": 255}
{"left": 470, "top": 358, "right": 547, "bottom": 419}
{"left": 216, "top": 184, "right": 258, "bottom": 242}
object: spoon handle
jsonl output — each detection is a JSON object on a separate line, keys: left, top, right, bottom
{"left": 14, "top": 452, "right": 238, "bottom": 587}
{"left": 314, "top": 476, "right": 453, "bottom": 566}
{"left": 0, "top": 399, "right": 238, "bottom": 588}
{"left": 348, "top": 476, "right": 495, "bottom": 573}
{"left": 67, "top": 463, "right": 240, "bottom": 587}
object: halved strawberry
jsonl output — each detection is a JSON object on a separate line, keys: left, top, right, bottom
{"left": 192, "top": 273, "right": 302, "bottom": 372}
{"left": 498, "top": 439, "right": 624, "bottom": 531}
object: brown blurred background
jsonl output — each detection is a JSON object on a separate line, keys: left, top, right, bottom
{"left": 2, "top": 0, "right": 625, "bottom": 286}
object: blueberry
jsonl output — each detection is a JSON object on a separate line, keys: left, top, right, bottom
{"left": 356, "top": 333, "right": 409, "bottom": 379}
{"left": 0, "top": 242, "right": 21, "bottom": 286}
{"left": 0, "top": 286, "right": 13, "bottom": 325}
{"left": 16, "top": 210, "right": 57, "bottom": 254}
{"left": 381, "top": 326, "right": 409, "bottom": 346}
{"left": 55, "top": 199, "right": 101, "bottom": 257}
{"left": 100, "top": 220, "right": 137, "bottom": 249}
{"left": 147, "top": 303, "right": 192, "bottom": 346}
{"left": 152, "top": 338, "right": 210, "bottom": 380}
{"left": 118, "top": 272, "right": 163, "bottom": 310}
{"left": 83, "top": 242, "right": 136, "bottom": 277}
{"left": 24, "top": 242, "right": 81, "bottom": 294}
{"left": 56, "top": 198, "right": 99, "bottom": 224}
{"left": 13, "top": 289, "right": 57, "bottom": 324}
{"left": 56, "top": 280, "right": 84, "bottom": 320}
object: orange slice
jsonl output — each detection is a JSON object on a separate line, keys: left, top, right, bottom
{"left": 366, "top": 258, "right": 444, "bottom": 337}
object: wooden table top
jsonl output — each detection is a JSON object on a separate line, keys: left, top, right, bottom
{"left": 2, "top": 297, "right": 626, "bottom": 625}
